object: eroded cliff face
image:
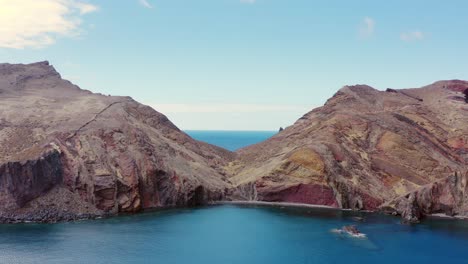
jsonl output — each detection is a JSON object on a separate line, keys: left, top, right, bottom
{"left": 382, "top": 171, "right": 467, "bottom": 223}
{"left": 228, "top": 81, "right": 468, "bottom": 221}
{"left": 0, "top": 61, "right": 234, "bottom": 223}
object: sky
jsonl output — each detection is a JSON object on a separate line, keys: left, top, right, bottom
{"left": 1, "top": 0, "right": 468, "bottom": 130}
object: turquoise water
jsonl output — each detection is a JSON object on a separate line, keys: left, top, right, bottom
{"left": 185, "top": 130, "right": 276, "bottom": 151}
{"left": 0, "top": 205, "right": 467, "bottom": 264}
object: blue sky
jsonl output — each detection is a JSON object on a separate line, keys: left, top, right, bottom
{"left": 1, "top": 0, "right": 468, "bottom": 130}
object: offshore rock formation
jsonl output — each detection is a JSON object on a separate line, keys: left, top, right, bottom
{"left": 228, "top": 80, "right": 468, "bottom": 222}
{"left": 0, "top": 61, "right": 234, "bottom": 223}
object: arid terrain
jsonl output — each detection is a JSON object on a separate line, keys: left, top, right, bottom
{"left": 0, "top": 61, "right": 466, "bottom": 223}
{"left": 228, "top": 80, "right": 468, "bottom": 222}
{"left": 0, "top": 61, "right": 234, "bottom": 222}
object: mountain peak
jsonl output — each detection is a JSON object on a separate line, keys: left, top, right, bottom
{"left": 0, "top": 61, "right": 69, "bottom": 94}
{"left": 0, "top": 61, "right": 59, "bottom": 75}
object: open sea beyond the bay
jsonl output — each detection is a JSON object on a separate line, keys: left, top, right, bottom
{"left": 185, "top": 130, "right": 277, "bottom": 151}
{"left": 1, "top": 131, "right": 467, "bottom": 264}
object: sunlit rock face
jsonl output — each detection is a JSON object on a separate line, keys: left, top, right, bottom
{"left": 0, "top": 61, "right": 234, "bottom": 223}
{"left": 229, "top": 80, "right": 468, "bottom": 221}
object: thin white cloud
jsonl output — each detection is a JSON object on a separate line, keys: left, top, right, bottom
{"left": 358, "top": 17, "right": 375, "bottom": 38}
{"left": 139, "top": 0, "right": 153, "bottom": 9}
{"left": 148, "top": 103, "right": 311, "bottom": 114}
{"left": 74, "top": 2, "right": 98, "bottom": 14}
{"left": 400, "top": 31, "right": 425, "bottom": 42}
{"left": 240, "top": 0, "right": 256, "bottom": 3}
{"left": 0, "top": 0, "right": 98, "bottom": 49}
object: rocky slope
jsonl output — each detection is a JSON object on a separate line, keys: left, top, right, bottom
{"left": 0, "top": 61, "right": 234, "bottom": 223}
{"left": 228, "top": 80, "right": 468, "bottom": 222}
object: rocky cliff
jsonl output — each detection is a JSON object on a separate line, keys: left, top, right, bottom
{"left": 0, "top": 61, "right": 234, "bottom": 223}
{"left": 1, "top": 61, "right": 467, "bottom": 223}
{"left": 228, "top": 81, "right": 468, "bottom": 222}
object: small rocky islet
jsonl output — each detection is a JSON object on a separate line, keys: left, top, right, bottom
{"left": 0, "top": 61, "right": 466, "bottom": 224}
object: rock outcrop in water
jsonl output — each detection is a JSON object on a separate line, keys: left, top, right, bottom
{"left": 228, "top": 81, "right": 468, "bottom": 222}
{"left": 0, "top": 61, "right": 234, "bottom": 223}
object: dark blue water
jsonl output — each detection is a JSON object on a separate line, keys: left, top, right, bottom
{"left": 185, "top": 130, "right": 276, "bottom": 151}
{"left": 0, "top": 205, "right": 467, "bottom": 264}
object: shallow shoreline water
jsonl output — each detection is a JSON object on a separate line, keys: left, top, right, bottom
{"left": 4, "top": 200, "right": 467, "bottom": 225}
{"left": 213, "top": 200, "right": 344, "bottom": 210}
{"left": 429, "top": 213, "right": 468, "bottom": 220}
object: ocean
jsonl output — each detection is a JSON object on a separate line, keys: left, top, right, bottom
{"left": 0, "top": 131, "right": 467, "bottom": 264}
{"left": 1, "top": 205, "right": 467, "bottom": 264}
{"left": 185, "top": 130, "right": 276, "bottom": 151}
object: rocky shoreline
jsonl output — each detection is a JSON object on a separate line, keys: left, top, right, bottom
{"left": 0, "top": 212, "right": 102, "bottom": 224}
{"left": 4, "top": 201, "right": 468, "bottom": 225}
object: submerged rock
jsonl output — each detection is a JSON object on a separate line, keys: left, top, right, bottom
{"left": 331, "top": 225, "right": 366, "bottom": 238}
{"left": 342, "top": 225, "right": 361, "bottom": 235}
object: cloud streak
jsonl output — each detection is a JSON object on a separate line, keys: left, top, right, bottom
{"left": 358, "top": 17, "right": 375, "bottom": 38}
{"left": 139, "top": 0, "right": 153, "bottom": 9}
{"left": 0, "top": 0, "right": 98, "bottom": 49}
{"left": 400, "top": 31, "right": 425, "bottom": 42}
{"left": 240, "top": 0, "right": 256, "bottom": 3}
